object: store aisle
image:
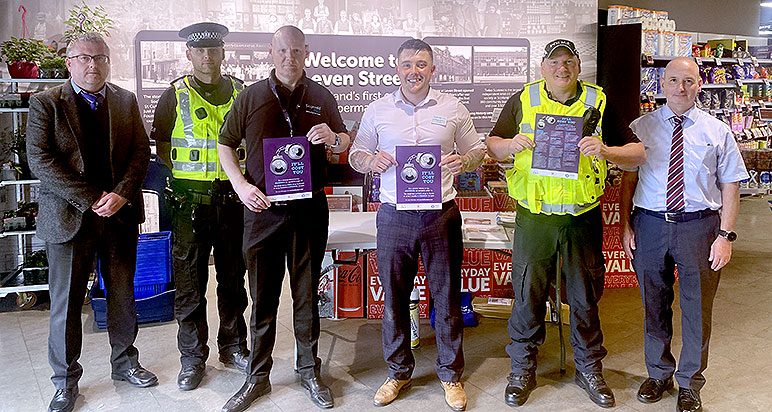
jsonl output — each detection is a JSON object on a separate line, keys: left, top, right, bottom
{"left": 1, "top": 197, "right": 770, "bottom": 412}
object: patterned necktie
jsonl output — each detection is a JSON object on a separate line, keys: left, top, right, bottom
{"left": 81, "top": 91, "right": 102, "bottom": 110}
{"left": 666, "top": 115, "right": 685, "bottom": 212}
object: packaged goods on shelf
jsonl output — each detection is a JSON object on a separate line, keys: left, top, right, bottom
{"left": 608, "top": 4, "right": 671, "bottom": 29}
{"left": 676, "top": 33, "right": 693, "bottom": 57}
{"left": 748, "top": 45, "right": 772, "bottom": 59}
{"left": 607, "top": 5, "right": 635, "bottom": 25}
{"left": 640, "top": 68, "right": 658, "bottom": 94}
{"left": 707, "top": 39, "right": 736, "bottom": 54}
{"left": 642, "top": 30, "right": 659, "bottom": 56}
{"left": 658, "top": 31, "right": 676, "bottom": 57}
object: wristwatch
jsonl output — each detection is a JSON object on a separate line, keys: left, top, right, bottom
{"left": 718, "top": 229, "right": 737, "bottom": 242}
{"left": 329, "top": 133, "right": 341, "bottom": 148}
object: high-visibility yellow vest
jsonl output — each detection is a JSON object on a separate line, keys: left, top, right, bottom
{"left": 170, "top": 75, "right": 243, "bottom": 181}
{"left": 506, "top": 79, "right": 607, "bottom": 215}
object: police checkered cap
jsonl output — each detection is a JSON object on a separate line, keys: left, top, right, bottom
{"left": 179, "top": 22, "right": 229, "bottom": 47}
{"left": 543, "top": 39, "right": 579, "bottom": 59}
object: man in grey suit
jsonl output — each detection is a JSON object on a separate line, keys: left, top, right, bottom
{"left": 26, "top": 33, "right": 156, "bottom": 412}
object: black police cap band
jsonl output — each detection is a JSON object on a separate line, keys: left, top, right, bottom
{"left": 179, "top": 22, "right": 229, "bottom": 47}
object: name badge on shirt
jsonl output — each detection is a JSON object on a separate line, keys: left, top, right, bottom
{"left": 305, "top": 104, "right": 321, "bottom": 116}
{"left": 431, "top": 115, "right": 448, "bottom": 127}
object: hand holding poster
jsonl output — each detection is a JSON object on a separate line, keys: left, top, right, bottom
{"left": 263, "top": 137, "right": 312, "bottom": 201}
{"left": 396, "top": 145, "right": 441, "bottom": 210}
{"left": 531, "top": 113, "right": 583, "bottom": 180}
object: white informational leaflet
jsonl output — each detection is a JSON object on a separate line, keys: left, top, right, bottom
{"left": 139, "top": 190, "right": 160, "bottom": 234}
{"left": 463, "top": 217, "right": 509, "bottom": 242}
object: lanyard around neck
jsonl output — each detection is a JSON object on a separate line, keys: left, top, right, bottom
{"left": 270, "top": 81, "right": 306, "bottom": 137}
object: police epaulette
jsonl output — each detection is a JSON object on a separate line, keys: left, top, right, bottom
{"left": 226, "top": 74, "right": 244, "bottom": 85}
{"left": 171, "top": 75, "right": 188, "bottom": 86}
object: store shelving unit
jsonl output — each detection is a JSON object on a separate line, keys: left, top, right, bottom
{"left": 1, "top": 78, "right": 62, "bottom": 308}
{"left": 599, "top": 24, "right": 771, "bottom": 202}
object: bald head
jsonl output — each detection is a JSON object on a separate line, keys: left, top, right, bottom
{"left": 664, "top": 57, "right": 699, "bottom": 79}
{"left": 269, "top": 25, "right": 308, "bottom": 90}
{"left": 273, "top": 25, "right": 305, "bottom": 45}
{"left": 662, "top": 57, "right": 702, "bottom": 115}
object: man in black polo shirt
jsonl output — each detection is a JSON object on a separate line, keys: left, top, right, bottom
{"left": 218, "top": 25, "right": 349, "bottom": 412}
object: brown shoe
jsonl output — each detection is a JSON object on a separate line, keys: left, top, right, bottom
{"left": 373, "top": 378, "right": 411, "bottom": 406}
{"left": 441, "top": 381, "right": 467, "bottom": 411}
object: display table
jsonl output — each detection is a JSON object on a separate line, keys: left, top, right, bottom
{"left": 325, "top": 210, "right": 514, "bottom": 319}
{"left": 327, "top": 211, "right": 512, "bottom": 251}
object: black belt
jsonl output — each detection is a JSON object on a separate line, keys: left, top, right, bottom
{"left": 168, "top": 180, "right": 239, "bottom": 206}
{"left": 636, "top": 207, "right": 718, "bottom": 223}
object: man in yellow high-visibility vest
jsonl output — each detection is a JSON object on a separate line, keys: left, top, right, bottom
{"left": 486, "top": 39, "right": 646, "bottom": 408}
{"left": 150, "top": 22, "right": 248, "bottom": 391}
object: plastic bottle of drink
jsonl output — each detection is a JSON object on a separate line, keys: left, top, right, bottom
{"left": 409, "top": 287, "right": 420, "bottom": 349}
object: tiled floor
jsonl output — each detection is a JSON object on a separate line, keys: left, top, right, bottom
{"left": 1, "top": 197, "right": 770, "bottom": 412}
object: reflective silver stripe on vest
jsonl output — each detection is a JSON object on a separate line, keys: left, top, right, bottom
{"left": 519, "top": 199, "right": 599, "bottom": 215}
{"left": 177, "top": 89, "right": 196, "bottom": 145}
{"left": 233, "top": 80, "right": 244, "bottom": 92}
{"left": 171, "top": 138, "right": 217, "bottom": 149}
{"left": 528, "top": 83, "right": 541, "bottom": 107}
{"left": 521, "top": 124, "right": 534, "bottom": 134}
{"left": 585, "top": 85, "right": 598, "bottom": 107}
{"left": 172, "top": 161, "right": 219, "bottom": 172}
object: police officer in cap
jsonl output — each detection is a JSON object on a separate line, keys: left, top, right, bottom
{"left": 150, "top": 22, "right": 249, "bottom": 391}
{"left": 487, "top": 38, "right": 646, "bottom": 408}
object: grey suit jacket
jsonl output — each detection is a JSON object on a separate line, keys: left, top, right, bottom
{"left": 26, "top": 80, "right": 151, "bottom": 244}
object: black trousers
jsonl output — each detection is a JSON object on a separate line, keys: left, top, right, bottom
{"left": 632, "top": 209, "right": 721, "bottom": 391}
{"left": 506, "top": 205, "right": 608, "bottom": 375}
{"left": 172, "top": 194, "right": 248, "bottom": 367}
{"left": 376, "top": 202, "right": 465, "bottom": 382}
{"left": 47, "top": 212, "right": 140, "bottom": 389}
{"left": 242, "top": 194, "right": 328, "bottom": 382}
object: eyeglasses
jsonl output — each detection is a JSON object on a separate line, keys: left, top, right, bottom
{"left": 67, "top": 54, "right": 110, "bottom": 64}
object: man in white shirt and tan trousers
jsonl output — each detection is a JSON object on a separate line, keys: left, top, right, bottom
{"left": 349, "top": 38, "right": 486, "bottom": 411}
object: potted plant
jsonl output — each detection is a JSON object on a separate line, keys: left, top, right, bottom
{"left": 38, "top": 54, "right": 68, "bottom": 79}
{"left": 0, "top": 37, "right": 49, "bottom": 78}
{"left": 62, "top": 2, "right": 115, "bottom": 43}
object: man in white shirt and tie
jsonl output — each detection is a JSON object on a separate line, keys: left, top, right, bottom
{"left": 620, "top": 57, "right": 749, "bottom": 412}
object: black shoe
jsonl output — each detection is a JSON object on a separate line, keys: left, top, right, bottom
{"left": 636, "top": 377, "right": 673, "bottom": 403}
{"left": 220, "top": 350, "right": 250, "bottom": 372}
{"left": 177, "top": 363, "right": 206, "bottom": 391}
{"left": 111, "top": 366, "right": 159, "bottom": 388}
{"left": 574, "top": 371, "right": 615, "bottom": 408}
{"left": 300, "top": 376, "right": 334, "bottom": 409}
{"left": 48, "top": 387, "right": 78, "bottom": 412}
{"left": 504, "top": 373, "right": 536, "bottom": 407}
{"left": 221, "top": 381, "right": 272, "bottom": 412}
{"left": 677, "top": 388, "right": 702, "bottom": 412}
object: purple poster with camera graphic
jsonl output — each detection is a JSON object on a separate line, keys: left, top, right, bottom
{"left": 531, "top": 113, "right": 583, "bottom": 180}
{"left": 395, "top": 145, "right": 442, "bottom": 210}
{"left": 263, "top": 137, "right": 312, "bottom": 201}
